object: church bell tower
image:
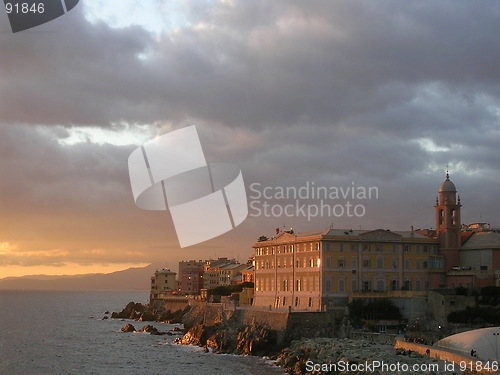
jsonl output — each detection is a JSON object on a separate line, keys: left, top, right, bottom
{"left": 435, "top": 171, "right": 462, "bottom": 270}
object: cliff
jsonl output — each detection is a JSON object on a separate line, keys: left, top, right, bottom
{"left": 178, "top": 304, "right": 337, "bottom": 356}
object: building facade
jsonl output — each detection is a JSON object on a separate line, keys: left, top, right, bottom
{"left": 253, "top": 228, "right": 439, "bottom": 310}
{"left": 179, "top": 260, "right": 205, "bottom": 294}
{"left": 252, "top": 173, "right": 499, "bottom": 311}
{"left": 150, "top": 269, "right": 177, "bottom": 300}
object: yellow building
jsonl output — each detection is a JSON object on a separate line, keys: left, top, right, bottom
{"left": 150, "top": 269, "right": 177, "bottom": 299}
{"left": 253, "top": 228, "right": 440, "bottom": 310}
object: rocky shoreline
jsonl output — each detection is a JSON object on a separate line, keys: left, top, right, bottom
{"left": 112, "top": 302, "right": 444, "bottom": 375}
{"left": 275, "top": 338, "right": 440, "bottom": 374}
{"left": 111, "top": 301, "right": 188, "bottom": 323}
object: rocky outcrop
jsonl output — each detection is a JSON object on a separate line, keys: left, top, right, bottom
{"left": 111, "top": 301, "right": 191, "bottom": 323}
{"left": 179, "top": 319, "right": 277, "bottom": 355}
{"left": 121, "top": 323, "right": 136, "bottom": 332}
{"left": 112, "top": 302, "right": 147, "bottom": 320}
{"left": 276, "top": 338, "right": 438, "bottom": 375}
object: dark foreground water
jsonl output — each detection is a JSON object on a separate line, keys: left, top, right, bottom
{"left": 0, "top": 290, "right": 283, "bottom": 375}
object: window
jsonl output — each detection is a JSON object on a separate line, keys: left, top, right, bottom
{"left": 405, "top": 280, "right": 411, "bottom": 290}
{"left": 391, "top": 280, "right": 398, "bottom": 291}
{"left": 363, "top": 244, "right": 370, "bottom": 252}
{"left": 416, "top": 280, "right": 421, "bottom": 291}
{"left": 283, "top": 279, "right": 288, "bottom": 291}
{"left": 450, "top": 300, "right": 455, "bottom": 306}
{"left": 392, "top": 258, "right": 397, "bottom": 268}
{"left": 325, "top": 277, "right": 332, "bottom": 292}
{"left": 339, "top": 243, "right": 344, "bottom": 252}
{"left": 315, "top": 243, "right": 319, "bottom": 251}
{"left": 363, "top": 280, "right": 371, "bottom": 291}
{"left": 376, "top": 244, "right": 382, "bottom": 252}
{"left": 404, "top": 245, "right": 411, "bottom": 252}
{"left": 282, "top": 297, "right": 287, "bottom": 306}
{"left": 481, "top": 266, "right": 488, "bottom": 270}
{"left": 350, "top": 243, "right": 357, "bottom": 251}
{"left": 338, "top": 257, "right": 345, "bottom": 267}
{"left": 363, "top": 259, "right": 371, "bottom": 268}
{"left": 352, "top": 258, "right": 357, "bottom": 269}
{"left": 376, "top": 280, "right": 384, "bottom": 291}
{"left": 296, "top": 279, "right": 301, "bottom": 291}
{"left": 296, "top": 260, "right": 300, "bottom": 268}
{"left": 423, "top": 260, "right": 428, "bottom": 269}
{"left": 351, "top": 279, "right": 358, "bottom": 292}
{"left": 416, "top": 259, "right": 421, "bottom": 269}
{"left": 405, "top": 259, "right": 410, "bottom": 269}
{"left": 309, "top": 258, "right": 314, "bottom": 267}
{"left": 308, "top": 297, "right": 312, "bottom": 307}
{"left": 326, "top": 257, "right": 332, "bottom": 268}
{"left": 392, "top": 244, "right": 397, "bottom": 253}
{"left": 295, "top": 297, "right": 299, "bottom": 307}
{"left": 376, "top": 257, "right": 383, "bottom": 269}
{"left": 416, "top": 245, "right": 420, "bottom": 253}
{"left": 423, "top": 245, "right": 428, "bottom": 253}
{"left": 339, "top": 279, "right": 345, "bottom": 292}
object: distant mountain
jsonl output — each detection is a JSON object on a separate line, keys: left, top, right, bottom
{"left": 0, "top": 264, "right": 160, "bottom": 290}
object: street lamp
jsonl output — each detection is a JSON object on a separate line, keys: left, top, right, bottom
{"left": 493, "top": 332, "right": 499, "bottom": 360}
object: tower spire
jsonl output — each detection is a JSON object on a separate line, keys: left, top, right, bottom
{"left": 446, "top": 164, "right": 449, "bottom": 180}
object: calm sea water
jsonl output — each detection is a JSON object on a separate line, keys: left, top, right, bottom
{"left": 0, "top": 290, "right": 283, "bottom": 375}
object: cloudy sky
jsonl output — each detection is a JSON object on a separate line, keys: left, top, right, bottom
{"left": 1, "top": 0, "right": 499, "bottom": 278}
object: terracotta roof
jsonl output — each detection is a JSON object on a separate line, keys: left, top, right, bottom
{"left": 461, "top": 231, "right": 474, "bottom": 245}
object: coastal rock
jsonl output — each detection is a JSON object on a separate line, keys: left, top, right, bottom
{"left": 138, "top": 324, "right": 166, "bottom": 335}
{"left": 121, "top": 323, "right": 136, "bottom": 333}
{"left": 111, "top": 302, "right": 147, "bottom": 320}
{"left": 139, "top": 311, "right": 155, "bottom": 321}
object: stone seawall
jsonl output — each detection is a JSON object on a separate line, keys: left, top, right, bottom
{"left": 394, "top": 339, "right": 487, "bottom": 374}
{"left": 180, "top": 304, "right": 339, "bottom": 354}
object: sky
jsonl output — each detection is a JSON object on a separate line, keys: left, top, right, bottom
{"left": 0, "top": 0, "right": 499, "bottom": 278}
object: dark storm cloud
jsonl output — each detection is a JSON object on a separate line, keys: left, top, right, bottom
{"left": 1, "top": 0, "right": 500, "bottom": 271}
{"left": 1, "top": 0, "right": 499, "bottom": 130}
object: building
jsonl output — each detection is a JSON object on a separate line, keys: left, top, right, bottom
{"left": 241, "top": 265, "right": 255, "bottom": 283}
{"left": 203, "top": 258, "right": 235, "bottom": 289}
{"left": 150, "top": 269, "right": 177, "bottom": 300}
{"left": 433, "top": 174, "right": 500, "bottom": 289}
{"left": 219, "top": 263, "right": 249, "bottom": 286}
{"left": 252, "top": 173, "right": 498, "bottom": 315}
{"left": 427, "top": 289, "right": 476, "bottom": 326}
{"left": 253, "top": 228, "right": 438, "bottom": 311}
{"left": 178, "top": 260, "right": 205, "bottom": 294}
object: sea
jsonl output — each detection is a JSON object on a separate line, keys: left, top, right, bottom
{"left": 0, "top": 290, "right": 284, "bottom": 375}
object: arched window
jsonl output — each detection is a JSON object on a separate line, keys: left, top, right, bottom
{"left": 376, "top": 280, "right": 385, "bottom": 291}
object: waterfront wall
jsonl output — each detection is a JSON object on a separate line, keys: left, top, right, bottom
{"left": 182, "top": 303, "right": 339, "bottom": 348}
{"left": 394, "top": 339, "right": 485, "bottom": 373}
